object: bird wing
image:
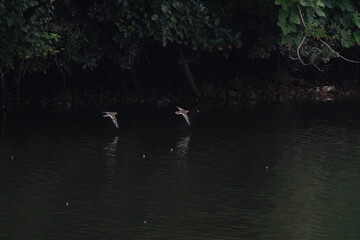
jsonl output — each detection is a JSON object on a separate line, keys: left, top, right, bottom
{"left": 110, "top": 116, "right": 119, "bottom": 128}
{"left": 175, "top": 106, "right": 190, "bottom": 126}
{"left": 182, "top": 113, "right": 191, "bottom": 126}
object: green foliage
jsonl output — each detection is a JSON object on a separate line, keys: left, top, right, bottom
{"left": 0, "top": 0, "right": 243, "bottom": 85}
{"left": 0, "top": 0, "right": 241, "bottom": 78}
{"left": 2, "top": 0, "right": 360, "bottom": 86}
{"left": 56, "top": 0, "right": 242, "bottom": 71}
{"left": 223, "top": 0, "right": 279, "bottom": 59}
{"left": 109, "top": 0, "right": 241, "bottom": 68}
{"left": 0, "top": 0, "right": 59, "bottom": 73}
{"left": 275, "top": 0, "right": 360, "bottom": 65}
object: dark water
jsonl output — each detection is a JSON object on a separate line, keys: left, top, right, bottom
{"left": 1, "top": 101, "right": 360, "bottom": 239}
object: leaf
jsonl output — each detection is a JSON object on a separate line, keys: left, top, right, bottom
{"left": 299, "top": 0, "right": 309, "bottom": 6}
{"left": 6, "top": 18, "right": 13, "bottom": 27}
{"left": 278, "top": 9, "right": 297, "bottom": 35}
{"left": 316, "top": 0, "right": 325, "bottom": 8}
{"left": 313, "top": 8, "right": 325, "bottom": 17}
{"left": 354, "top": 30, "right": 360, "bottom": 44}
{"left": 167, "top": 35, "right": 173, "bottom": 42}
{"left": 280, "top": 34, "right": 293, "bottom": 45}
{"left": 275, "top": 0, "right": 296, "bottom": 10}
{"left": 278, "top": 8, "right": 289, "bottom": 22}
{"left": 324, "top": 0, "right": 335, "bottom": 8}
{"left": 340, "top": 18, "right": 349, "bottom": 27}
{"left": 305, "top": 8, "right": 314, "bottom": 24}
{"left": 341, "top": 38, "right": 350, "bottom": 48}
{"left": 339, "top": 0, "right": 354, "bottom": 12}
{"left": 161, "top": 4, "right": 169, "bottom": 13}
{"left": 294, "top": 33, "right": 304, "bottom": 46}
{"left": 289, "top": 8, "right": 300, "bottom": 25}
{"left": 341, "top": 31, "right": 356, "bottom": 47}
{"left": 151, "top": 14, "right": 158, "bottom": 21}
{"left": 343, "top": 0, "right": 354, "bottom": 12}
{"left": 341, "top": 31, "right": 352, "bottom": 40}
{"left": 353, "top": 13, "right": 360, "bottom": 28}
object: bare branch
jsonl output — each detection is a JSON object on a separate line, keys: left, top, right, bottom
{"left": 289, "top": 52, "right": 299, "bottom": 60}
{"left": 312, "top": 64, "right": 324, "bottom": 72}
{"left": 319, "top": 39, "right": 360, "bottom": 63}
{"left": 295, "top": 3, "right": 359, "bottom": 67}
{"left": 297, "top": 3, "right": 307, "bottom": 29}
{"left": 292, "top": 4, "right": 311, "bottom": 66}
{"left": 297, "top": 33, "right": 309, "bottom": 65}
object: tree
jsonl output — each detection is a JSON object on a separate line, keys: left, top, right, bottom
{"left": 275, "top": 0, "right": 360, "bottom": 70}
{"left": 88, "top": 0, "right": 242, "bottom": 97}
{"left": 0, "top": 0, "right": 59, "bottom": 107}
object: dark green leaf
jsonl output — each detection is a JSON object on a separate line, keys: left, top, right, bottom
{"left": 6, "top": 18, "right": 13, "bottom": 27}
{"left": 161, "top": 4, "right": 168, "bottom": 13}
{"left": 354, "top": 30, "right": 360, "bottom": 44}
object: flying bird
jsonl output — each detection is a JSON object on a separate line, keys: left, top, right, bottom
{"left": 103, "top": 112, "right": 119, "bottom": 128}
{"left": 175, "top": 106, "right": 190, "bottom": 126}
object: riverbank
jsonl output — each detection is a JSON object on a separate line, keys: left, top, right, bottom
{"left": 1, "top": 72, "right": 359, "bottom": 113}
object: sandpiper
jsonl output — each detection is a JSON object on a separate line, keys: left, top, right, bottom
{"left": 175, "top": 106, "right": 190, "bottom": 126}
{"left": 103, "top": 112, "right": 119, "bottom": 128}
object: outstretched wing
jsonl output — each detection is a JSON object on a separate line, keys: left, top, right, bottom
{"left": 182, "top": 113, "right": 191, "bottom": 126}
{"left": 110, "top": 116, "right": 119, "bottom": 128}
{"left": 175, "top": 106, "right": 190, "bottom": 126}
{"left": 103, "top": 112, "right": 119, "bottom": 128}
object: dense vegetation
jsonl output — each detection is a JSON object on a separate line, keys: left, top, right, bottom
{"left": 1, "top": 0, "right": 360, "bottom": 109}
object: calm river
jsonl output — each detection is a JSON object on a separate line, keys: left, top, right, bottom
{"left": 1, "top": 101, "right": 360, "bottom": 239}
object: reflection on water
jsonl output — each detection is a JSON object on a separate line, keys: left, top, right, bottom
{"left": 103, "top": 136, "right": 118, "bottom": 181}
{"left": 1, "top": 102, "right": 360, "bottom": 239}
{"left": 175, "top": 135, "right": 190, "bottom": 158}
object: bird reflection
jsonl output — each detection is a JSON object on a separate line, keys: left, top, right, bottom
{"left": 109, "top": 136, "right": 119, "bottom": 146}
{"left": 103, "top": 136, "right": 118, "bottom": 181}
{"left": 176, "top": 135, "right": 191, "bottom": 159}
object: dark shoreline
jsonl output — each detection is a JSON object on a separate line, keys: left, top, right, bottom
{"left": 0, "top": 85, "right": 359, "bottom": 114}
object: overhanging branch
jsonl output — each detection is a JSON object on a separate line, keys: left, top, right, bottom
{"left": 296, "top": 3, "right": 359, "bottom": 66}
{"left": 318, "top": 39, "right": 360, "bottom": 63}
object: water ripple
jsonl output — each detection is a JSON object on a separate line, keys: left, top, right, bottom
{"left": 1, "top": 103, "right": 360, "bottom": 239}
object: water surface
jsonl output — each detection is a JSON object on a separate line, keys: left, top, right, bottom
{"left": 1, "top": 101, "right": 360, "bottom": 239}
